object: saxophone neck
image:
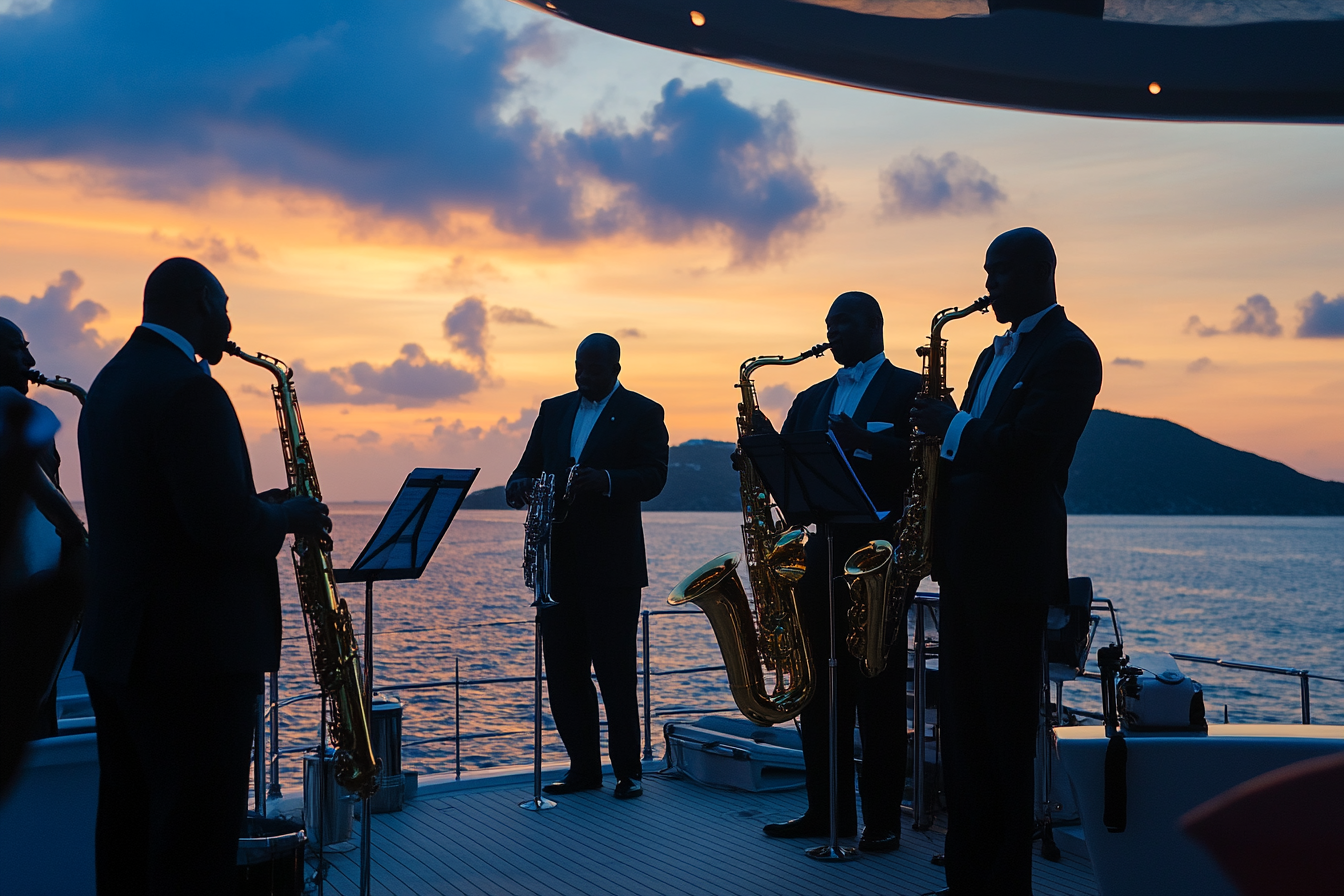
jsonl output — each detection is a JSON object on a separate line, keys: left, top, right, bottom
{"left": 739, "top": 342, "right": 830, "bottom": 383}
{"left": 27, "top": 370, "right": 87, "bottom": 406}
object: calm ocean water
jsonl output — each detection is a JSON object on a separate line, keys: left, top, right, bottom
{"left": 268, "top": 510, "right": 1343, "bottom": 791}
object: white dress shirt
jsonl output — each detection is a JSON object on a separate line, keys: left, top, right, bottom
{"left": 940, "top": 304, "right": 1058, "bottom": 461}
{"left": 141, "top": 322, "right": 212, "bottom": 376}
{"left": 829, "top": 351, "right": 886, "bottom": 418}
{"left": 570, "top": 382, "right": 619, "bottom": 495}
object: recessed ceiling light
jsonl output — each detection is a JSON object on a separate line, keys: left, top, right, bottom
{"left": 1148, "top": 81, "right": 1162, "bottom": 95}
{"left": 690, "top": 10, "right": 706, "bottom": 26}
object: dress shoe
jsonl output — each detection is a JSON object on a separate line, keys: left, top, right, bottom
{"left": 858, "top": 827, "right": 900, "bottom": 853}
{"left": 541, "top": 773, "right": 602, "bottom": 795}
{"left": 613, "top": 777, "right": 643, "bottom": 800}
{"left": 762, "top": 814, "right": 857, "bottom": 839}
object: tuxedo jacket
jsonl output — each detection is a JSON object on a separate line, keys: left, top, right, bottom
{"left": 509, "top": 386, "right": 669, "bottom": 593}
{"left": 932, "top": 306, "right": 1102, "bottom": 603}
{"left": 75, "top": 328, "right": 288, "bottom": 684}
{"left": 780, "top": 359, "right": 922, "bottom": 517}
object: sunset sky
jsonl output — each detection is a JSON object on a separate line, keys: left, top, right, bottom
{"left": 2, "top": 1, "right": 1341, "bottom": 501}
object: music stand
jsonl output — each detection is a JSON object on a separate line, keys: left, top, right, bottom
{"left": 740, "top": 430, "right": 883, "bottom": 863}
{"left": 334, "top": 467, "right": 478, "bottom": 896}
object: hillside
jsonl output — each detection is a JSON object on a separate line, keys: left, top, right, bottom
{"left": 461, "top": 411, "right": 1344, "bottom": 515}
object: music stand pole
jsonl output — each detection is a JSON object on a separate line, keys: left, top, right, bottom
{"left": 359, "top": 579, "right": 375, "bottom": 896}
{"left": 807, "top": 525, "right": 857, "bottom": 862}
{"left": 520, "top": 591, "right": 556, "bottom": 812}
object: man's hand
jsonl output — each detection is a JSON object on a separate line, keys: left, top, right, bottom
{"left": 827, "top": 412, "right": 872, "bottom": 454}
{"left": 283, "top": 496, "right": 332, "bottom": 549}
{"left": 567, "top": 466, "right": 608, "bottom": 499}
{"left": 505, "top": 478, "right": 531, "bottom": 509}
{"left": 258, "top": 487, "right": 289, "bottom": 504}
{"left": 910, "top": 397, "right": 958, "bottom": 439}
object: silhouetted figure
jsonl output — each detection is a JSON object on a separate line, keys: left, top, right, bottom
{"left": 505, "top": 334, "right": 668, "bottom": 801}
{"left": 752, "top": 292, "right": 920, "bottom": 852}
{"left": 912, "top": 228, "right": 1102, "bottom": 895}
{"left": 75, "top": 258, "right": 330, "bottom": 895}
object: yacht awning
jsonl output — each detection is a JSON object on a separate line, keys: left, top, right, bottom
{"left": 509, "top": 0, "right": 1344, "bottom": 122}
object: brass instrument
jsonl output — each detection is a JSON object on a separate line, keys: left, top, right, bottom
{"left": 668, "top": 343, "right": 828, "bottom": 725}
{"left": 28, "top": 370, "right": 87, "bottom": 406}
{"left": 522, "top": 466, "right": 574, "bottom": 608}
{"left": 844, "top": 296, "right": 992, "bottom": 677}
{"left": 225, "top": 341, "right": 381, "bottom": 798}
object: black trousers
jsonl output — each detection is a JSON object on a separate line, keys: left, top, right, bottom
{"left": 938, "top": 582, "right": 1048, "bottom": 896}
{"left": 539, "top": 585, "right": 643, "bottom": 781}
{"left": 797, "top": 526, "right": 908, "bottom": 832}
{"left": 86, "top": 671, "right": 260, "bottom": 896}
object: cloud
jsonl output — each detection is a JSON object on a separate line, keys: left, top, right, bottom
{"left": 1186, "top": 294, "right": 1282, "bottom": 337}
{"left": 562, "top": 79, "right": 829, "bottom": 263}
{"left": 416, "top": 256, "right": 504, "bottom": 291}
{"left": 756, "top": 383, "right": 797, "bottom": 416}
{"left": 290, "top": 343, "right": 480, "bottom": 408}
{"left": 1112, "top": 357, "right": 1145, "bottom": 367}
{"left": 0, "top": 270, "right": 121, "bottom": 389}
{"left": 490, "top": 306, "right": 552, "bottom": 327}
{"left": 0, "top": 4, "right": 826, "bottom": 257}
{"left": 615, "top": 327, "right": 646, "bottom": 339}
{"left": 335, "top": 430, "right": 381, "bottom": 444}
{"left": 149, "top": 231, "right": 259, "bottom": 264}
{"left": 1187, "top": 357, "right": 1214, "bottom": 373}
{"left": 879, "top": 151, "right": 1005, "bottom": 218}
{"left": 1296, "top": 291, "right": 1344, "bottom": 338}
{"left": 443, "top": 296, "right": 488, "bottom": 366}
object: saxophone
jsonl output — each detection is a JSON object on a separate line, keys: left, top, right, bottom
{"left": 28, "top": 370, "right": 87, "bottom": 406}
{"left": 844, "top": 296, "right": 991, "bottom": 677}
{"left": 668, "top": 343, "right": 828, "bottom": 725}
{"left": 225, "top": 342, "right": 381, "bottom": 798}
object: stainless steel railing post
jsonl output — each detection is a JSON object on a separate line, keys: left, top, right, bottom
{"left": 454, "top": 657, "right": 461, "bottom": 781}
{"left": 911, "top": 596, "right": 932, "bottom": 831}
{"left": 1301, "top": 672, "right": 1312, "bottom": 724}
{"left": 642, "top": 610, "right": 653, "bottom": 761}
{"left": 268, "top": 671, "right": 282, "bottom": 799}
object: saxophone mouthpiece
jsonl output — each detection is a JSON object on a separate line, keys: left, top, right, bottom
{"left": 812, "top": 342, "right": 831, "bottom": 357}
{"left": 223, "top": 340, "right": 243, "bottom": 357}
{"left": 974, "top": 295, "right": 993, "bottom": 312}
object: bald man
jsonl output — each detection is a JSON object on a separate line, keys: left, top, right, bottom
{"left": 76, "top": 258, "right": 330, "bottom": 894}
{"left": 755, "top": 292, "right": 921, "bottom": 853}
{"left": 912, "top": 228, "right": 1102, "bottom": 895}
{"left": 505, "top": 334, "right": 668, "bottom": 800}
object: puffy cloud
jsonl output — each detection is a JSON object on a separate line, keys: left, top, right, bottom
{"left": 1296, "top": 291, "right": 1344, "bottom": 338}
{"left": 443, "top": 296, "right": 488, "bottom": 366}
{"left": 1112, "top": 357, "right": 1145, "bottom": 367}
{"left": 1186, "top": 294, "right": 1282, "bottom": 337}
{"left": 489, "top": 306, "right": 552, "bottom": 327}
{"left": 756, "top": 382, "right": 797, "bottom": 417}
{"left": 615, "top": 327, "right": 646, "bottom": 339}
{"left": 1187, "top": 356, "right": 1214, "bottom": 373}
{"left": 290, "top": 344, "right": 480, "bottom": 408}
{"left": 0, "top": 270, "right": 120, "bottom": 389}
{"left": 0, "top": 3, "right": 826, "bottom": 257}
{"left": 879, "top": 151, "right": 1005, "bottom": 218}
{"left": 562, "top": 79, "right": 829, "bottom": 263}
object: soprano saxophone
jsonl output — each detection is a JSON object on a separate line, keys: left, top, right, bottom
{"left": 226, "top": 341, "right": 381, "bottom": 798}
{"left": 28, "top": 370, "right": 87, "bottom": 406}
{"left": 668, "top": 343, "right": 828, "bottom": 725}
{"left": 844, "top": 297, "right": 991, "bottom": 677}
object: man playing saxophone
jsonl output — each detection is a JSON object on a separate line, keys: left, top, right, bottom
{"left": 76, "top": 258, "right": 331, "bottom": 895}
{"left": 753, "top": 291, "right": 921, "bottom": 853}
{"left": 912, "top": 228, "right": 1102, "bottom": 896}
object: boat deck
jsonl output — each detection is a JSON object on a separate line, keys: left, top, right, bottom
{"left": 311, "top": 768, "right": 1097, "bottom": 896}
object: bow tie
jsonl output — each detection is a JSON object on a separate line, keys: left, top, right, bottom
{"left": 993, "top": 332, "right": 1018, "bottom": 357}
{"left": 836, "top": 366, "right": 864, "bottom": 387}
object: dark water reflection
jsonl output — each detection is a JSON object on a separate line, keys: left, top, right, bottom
{"left": 269, "top": 510, "right": 1342, "bottom": 792}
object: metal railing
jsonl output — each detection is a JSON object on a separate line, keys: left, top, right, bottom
{"left": 1168, "top": 653, "right": 1344, "bottom": 725}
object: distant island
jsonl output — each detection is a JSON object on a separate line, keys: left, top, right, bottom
{"left": 461, "top": 409, "right": 1344, "bottom": 515}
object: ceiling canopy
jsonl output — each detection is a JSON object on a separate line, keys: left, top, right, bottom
{"left": 511, "top": 0, "right": 1344, "bottom": 122}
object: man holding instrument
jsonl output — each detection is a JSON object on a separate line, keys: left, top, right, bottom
{"left": 752, "top": 291, "right": 920, "bottom": 852}
{"left": 912, "top": 228, "right": 1102, "bottom": 895}
{"left": 77, "top": 257, "right": 331, "bottom": 894}
{"left": 505, "top": 333, "right": 668, "bottom": 800}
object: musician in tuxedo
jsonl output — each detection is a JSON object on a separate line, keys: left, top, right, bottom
{"left": 76, "top": 258, "right": 330, "bottom": 895}
{"left": 912, "top": 228, "right": 1102, "bottom": 895}
{"left": 505, "top": 333, "right": 668, "bottom": 800}
{"left": 755, "top": 291, "right": 921, "bottom": 852}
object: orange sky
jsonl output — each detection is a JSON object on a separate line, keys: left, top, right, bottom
{"left": 3, "top": 5, "right": 1341, "bottom": 500}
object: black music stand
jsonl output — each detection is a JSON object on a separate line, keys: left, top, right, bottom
{"left": 740, "top": 430, "right": 883, "bottom": 862}
{"left": 334, "top": 467, "right": 478, "bottom": 896}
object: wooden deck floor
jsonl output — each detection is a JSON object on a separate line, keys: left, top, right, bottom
{"left": 312, "top": 770, "right": 1096, "bottom": 896}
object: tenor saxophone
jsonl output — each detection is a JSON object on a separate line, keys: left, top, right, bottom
{"left": 668, "top": 343, "right": 828, "bottom": 725}
{"left": 226, "top": 342, "right": 381, "bottom": 798}
{"left": 28, "top": 370, "right": 87, "bottom": 406}
{"left": 844, "top": 296, "right": 991, "bottom": 677}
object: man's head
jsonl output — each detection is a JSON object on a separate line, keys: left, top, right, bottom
{"left": 825, "top": 291, "right": 884, "bottom": 368}
{"left": 574, "top": 333, "right": 621, "bottom": 401}
{"left": 984, "top": 228, "right": 1057, "bottom": 327}
{"left": 142, "top": 257, "right": 232, "bottom": 364}
{"left": 0, "top": 318, "right": 36, "bottom": 394}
